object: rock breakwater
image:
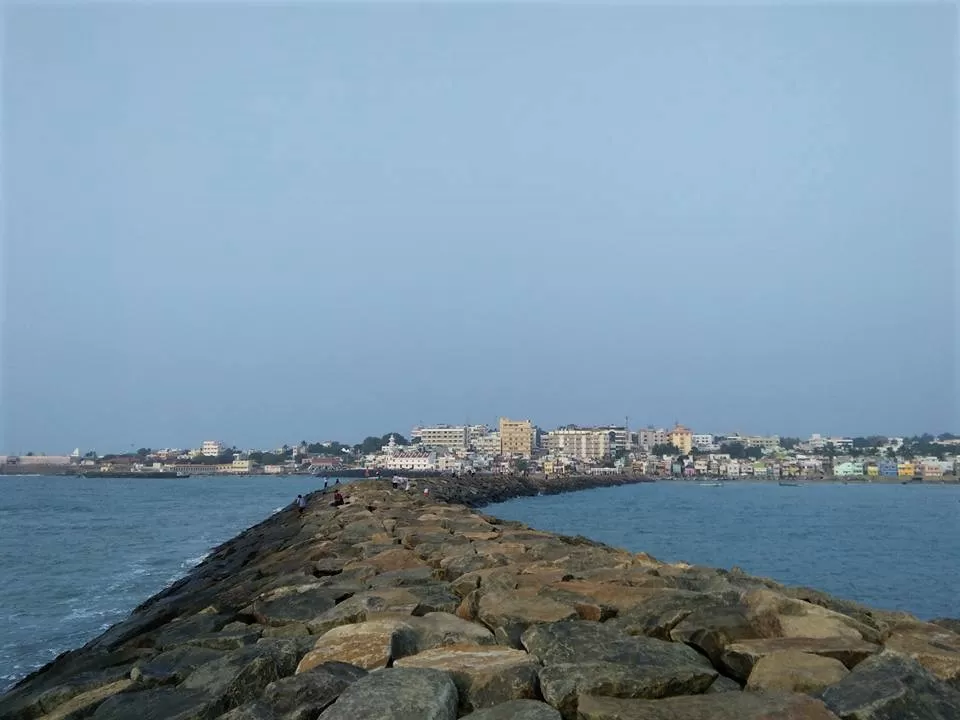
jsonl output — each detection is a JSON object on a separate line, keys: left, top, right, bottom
{"left": 2, "top": 477, "right": 959, "bottom": 720}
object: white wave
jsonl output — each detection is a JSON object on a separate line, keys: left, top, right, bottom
{"left": 180, "top": 552, "right": 210, "bottom": 570}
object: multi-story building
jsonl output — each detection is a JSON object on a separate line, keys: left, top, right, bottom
{"left": 743, "top": 435, "right": 781, "bottom": 452}
{"left": 385, "top": 450, "right": 437, "bottom": 472}
{"left": 692, "top": 434, "right": 716, "bottom": 451}
{"left": 473, "top": 432, "right": 501, "bottom": 455}
{"left": 637, "top": 428, "right": 668, "bottom": 451}
{"left": 201, "top": 441, "right": 224, "bottom": 457}
{"left": 416, "top": 426, "right": 469, "bottom": 451}
{"left": 669, "top": 425, "right": 693, "bottom": 455}
{"left": 499, "top": 418, "right": 534, "bottom": 458}
{"left": 593, "top": 426, "right": 631, "bottom": 452}
{"left": 546, "top": 428, "right": 613, "bottom": 461}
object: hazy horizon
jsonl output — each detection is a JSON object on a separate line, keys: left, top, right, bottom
{"left": 2, "top": 3, "right": 957, "bottom": 454}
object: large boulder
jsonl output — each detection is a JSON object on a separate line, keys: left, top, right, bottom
{"left": 395, "top": 644, "right": 540, "bottom": 714}
{"left": 130, "top": 646, "right": 225, "bottom": 686}
{"left": 819, "top": 651, "right": 960, "bottom": 719}
{"left": 669, "top": 604, "right": 760, "bottom": 666}
{"left": 153, "top": 613, "right": 233, "bottom": 650}
{"left": 345, "top": 548, "right": 427, "bottom": 573}
{"left": 520, "top": 621, "right": 714, "bottom": 671}
{"left": 883, "top": 621, "right": 960, "bottom": 687}
{"left": 316, "top": 667, "right": 458, "bottom": 720}
{"left": 222, "top": 662, "right": 367, "bottom": 720}
{"left": 576, "top": 691, "right": 841, "bottom": 719}
{"left": 720, "top": 637, "right": 881, "bottom": 682}
{"left": 745, "top": 651, "right": 849, "bottom": 694}
{"left": 179, "top": 640, "right": 300, "bottom": 712}
{"left": 459, "top": 700, "right": 560, "bottom": 720}
{"left": 252, "top": 587, "right": 343, "bottom": 627}
{"left": 305, "top": 589, "right": 421, "bottom": 635}
{"left": 91, "top": 687, "right": 220, "bottom": 720}
{"left": 742, "top": 590, "right": 880, "bottom": 643}
{"left": 538, "top": 662, "right": 718, "bottom": 720}
{"left": 607, "top": 590, "right": 736, "bottom": 640}
{"left": 407, "top": 612, "right": 497, "bottom": 651}
{"left": 477, "top": 592, "right": 578, "bottom": 648}
{"left": 296, "top": 617, "right": 418, "bottom": 672}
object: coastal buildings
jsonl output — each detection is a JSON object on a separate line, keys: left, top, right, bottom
{"left": 669, "top": 425, "right": 693, "bottom": 455}
{"left": 201, "top": 441, "right": 224, "bottom": 457}
{"left": 499, "top": 418, "right": 534, "bottom": 459}
{"left": 637, "top": 428, "right": 668, "bottom": 451}
{"left": 545, "top": 427, "right": 613, "bottom": 461}
{"left": 415, "top": 426, "right": 469, "bottom": 451}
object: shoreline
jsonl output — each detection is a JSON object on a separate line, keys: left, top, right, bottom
{"left": 2, "top": 476, "right": 958, "bottom": 719}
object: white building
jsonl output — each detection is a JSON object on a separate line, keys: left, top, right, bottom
{"left": 692, "top": 434, "right": 717, "bottom": 451}
{"left": 385, "top": 450, "right": 437, "bottom": 472}
{"left": 546, "top": 428, "right": 613, "bottom": 461}
{"left": 201, "top": 440, "right": 224, "bottom": 457}
{"left": 415, "top": 426, "right": 469, "bottom": 451}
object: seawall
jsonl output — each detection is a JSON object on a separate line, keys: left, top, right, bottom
{"left": 2, "top": 476, "right": 959, "bottom": 720}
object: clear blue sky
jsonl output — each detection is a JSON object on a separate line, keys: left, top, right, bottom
{"left": 1, "top": 3, "right": 956, "bottom": 453}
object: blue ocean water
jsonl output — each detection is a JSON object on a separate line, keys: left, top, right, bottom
{"left": 487, "top": 481, "right": 960, "bottom": 621}
{"left": 1, "top": 478, "right": 958, "bottom": 693}
{"left": 0, "top": 475, "right": 340, "bottom": 692}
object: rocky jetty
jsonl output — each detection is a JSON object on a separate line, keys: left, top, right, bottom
{"left": 2, "top": 477, "right": 959, "bottom": 720}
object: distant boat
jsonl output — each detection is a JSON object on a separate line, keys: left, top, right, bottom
{"left": 778, "top": 481, "right": 800, "bottom": 487}
{"left": 699, "top": 481, "right": 723, "bottom": 487}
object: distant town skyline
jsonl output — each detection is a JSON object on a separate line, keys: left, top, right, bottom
{"left": 2, "top": 3, "right": 956, "bottom": 453}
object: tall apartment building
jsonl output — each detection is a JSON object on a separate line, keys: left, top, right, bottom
{"left": 499, "top": 418, "right": 534, "bottom": 458}
{"left": 416, "top": 426, "right": 469, "bottom": 451}
{"left": 669, "top": 425, "right": 693, "bottom": 455}
{"left": 637, "top": 428, "right": 668, "bottom": 451}
{"left": 201, "top": 440, "right": 224, "bottom": 457}
{"left": 546, "top": 428, "right": 613, "bottom": 460}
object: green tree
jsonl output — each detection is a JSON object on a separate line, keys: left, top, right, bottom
{"left": 136, "top": 448, "right": 151, "bottom": 458}
{"left": 744, "top": 446, "right": 763, "bottom": 460}
{"left": 719, "top": 442, "right": 746, "bottom": 459}
{"left": 780, "top": 437, "right": 800, "bottom": 450}
{"left": 651, "top": 443, "right": 678, "bottom": 457}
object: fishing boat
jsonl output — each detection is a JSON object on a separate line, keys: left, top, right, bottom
{"left": 778, "top": 481, "right": 800, "bottom": 487}
{"left": 699, "top": 481, "right": 723, "bottom": 487}
{"left": 81, "top": 470, "right": 190, "bottom": 479}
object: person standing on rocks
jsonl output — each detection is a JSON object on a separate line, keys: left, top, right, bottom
{"left": 296, "top": 494, "right": 307, "bottom": 517}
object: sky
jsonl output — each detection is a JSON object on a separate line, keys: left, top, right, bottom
{"left": 1, "top": 2, "right": 957, "bottom": 454}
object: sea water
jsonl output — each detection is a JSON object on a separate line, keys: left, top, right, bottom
{"left": 1, "top": 476, "right": 958, "bottom": 692}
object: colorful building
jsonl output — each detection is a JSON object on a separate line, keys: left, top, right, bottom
{"left": 897, "top": 462, "right": 915, "bottom": 477}
{"left": 669, "top": 424, "right": 693, "bottom": 455}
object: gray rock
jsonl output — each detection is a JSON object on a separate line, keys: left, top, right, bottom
{"left": 931, "top": 618, "right": 960, "bottom": 635}
{"left": 153, "top": 613, "right": 234, "bottom": 651}
{"left": 459, "top": 700, "right": 561, "bottom": 720}
{"left": 180, "top": 641, "right": 300, "bottom": 713}
{"left": 819, "top": 651, "right": 960, "bottom": 719}
{"left": 607, "top": 591, "right": 735, "bottom": 640}
{"left": 317, "top": 667, "right": 458, "bottom": 720}
{"left": 406, "top": 584, "right": 461, "bottom": 615}
{"left": 186, "top": 627, "right": 264, "bottom": 652}
{"left": 538, "top": 661, "right": 718, "bottom": 720}
{"left": 366, "top": 567, "right": 438, "bottom": 588}
{"left": 92, "top": 687, "right": 220, "bottom": 720}
{"left": 521, "top": 621, "right": 714, "bottom": 670}
{"left": 252, "top": 588, "right": 342, "bottom": 627}
{"left": 669, "top": 605, "right": 760, "bottom": 666}
{"left": 576, "top": 691, "right": 841, "bottom": 719}
{"left": 131, "top": 646, "right": 224, "bottom": 687}
{"left": 222, "top": 662, "right": 365, "bottom": 720}
{"left": 705, "top": 675, "right": 741, "bottom": 693}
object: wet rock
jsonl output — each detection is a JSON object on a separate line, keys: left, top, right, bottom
{"left": 395, "top": 644, "right": 540, "bottom": 714}
{"left": 745, "top": 651, "right": 849, "bottom": 694}
{"left": 459, "top": 699, "right": 560, "bottom": 720}
{"left": 478, "top": 591, "right": 578, "bottom": 648}
{"left": 296, "top": 617, "right": 417, "bottom": 672}
{"left": 538, "top": 662, "right": 718, "bottom": 720}
{"left": 316, "top": 667, "right": 458, "bottom": 720}
{"left": 91, "top": 687, "right": 220, "bottom": 720}
{"left": 130, "top": 646, "right": 224, "bottom": 686}
{"left": 251, "top": 587, "right": 343, "bottom": 628}
{"left": 576, "top": 691, "right": 841, "bottom": 719}
{"left": 721, "top": 637, "right": 881, "bottom": 681}
{"left": 819, "top": 651, "right": 960, "bottom": 719}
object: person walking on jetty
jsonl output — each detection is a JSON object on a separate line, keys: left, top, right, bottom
{"left": 331, "top": 490, "right": 345, "bottom": 507}
{"left": 323, "top": 480, "right": 328, "bottom": 492}
{"left": 295, "top": 494, "right": 307, "bottom": 517}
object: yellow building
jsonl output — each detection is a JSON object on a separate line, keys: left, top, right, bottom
{"left": 669, "top": 424, "right": 693, "bottom": 455}
{"left": 866, "top": 464, "right": 880, "bottom": 477}
{"left": 499, "top": 418, "right": 534, "bottom": 458}
{"left": 898, "top": 462, "right": 915, "bottom": 477}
